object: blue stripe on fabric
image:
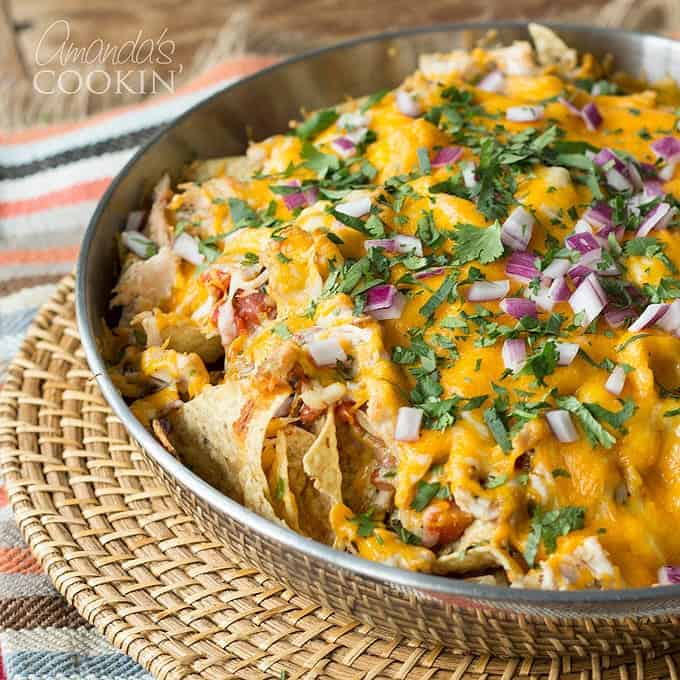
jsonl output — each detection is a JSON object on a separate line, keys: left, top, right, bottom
{"left": 4, "top": 651, "right": 152, "bottom": 679}
{"left": 0, "top": 308, "right": 37, "bottom": 337}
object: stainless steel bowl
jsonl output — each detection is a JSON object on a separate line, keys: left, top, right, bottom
{"left": 76, "top": 22, "right": 680, "bottom": 657}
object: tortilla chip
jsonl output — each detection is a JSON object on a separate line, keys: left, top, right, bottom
{"left": 160, "top": 322, "right": 223, "bottom": 364}
{"left": 282, "top": 423, "right": 337, "bottom": 543}
{"left": 335, "top": 416, "right": 382, "bottom": 513}
{"left": 433, "top": 519, "right": 522, "bottom": 578}
{"left": 168, "top": 381, "right": 290, "bottom": 522}
{"left": 265, "top": 430, "right": 301, "bottom": 531}
{"left": 528, "top": 24, "right": 577, "bottom": 71}
{"left": 303, "top": 409, "right": 343, "bottom": 504}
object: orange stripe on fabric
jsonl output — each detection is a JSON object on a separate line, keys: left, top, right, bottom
{"left": 0, "top": 547, "right": 42, "bottom": 575}
{"left": 0, "top": 56, "right": 278, "bottom": 145}
{"left": 0, "top": 178, "right": 110, "bottom": 218}
{"left": 0, "top": 246, "right": 78, "bottom": 265}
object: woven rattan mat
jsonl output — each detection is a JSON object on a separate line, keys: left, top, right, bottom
{"left": 2, "top": 274, "right": 680, "bottom": 680}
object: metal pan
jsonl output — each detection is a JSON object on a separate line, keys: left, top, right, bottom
{"left": 76, "top": 22, "right": 680, "bottom": 657}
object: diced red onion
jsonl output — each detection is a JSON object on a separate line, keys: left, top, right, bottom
{"left": 501, "top": 206, "right": 535, "bottom": 251}
{"left": 506, "top": 251, "right": 539, "bottom": 282}
{"left": 500, "top": 297, "right": 537, "bottom": 319}
{"left": 605, "top": 365, "right": 626, "bottom": 396}
{"left": 396, "top": 90, "right": 422, "bottom": 117}
{"left": 606, "top": 166, "right": 633, "bottom": 192}
{"left": 365, "top": 284, "right": 397, "bottom": 311}
{"left": 306, "top": 338, "right": 347, "bottom": 367}
{"left": 582, "top": 102, "right": 603, "bottom": 131}
{"left": 506, "top": 105, "right": 544, "bottom": 122}
{"left": 660, "top": 160, "right": 678, "bottom": 181}
{"left": 394, "top": 234, "right": 423, "bottom": 256}
{"left": 543, "top": 258, "right": 571, "bottom": 279}
{"left": 604, "top": 305, "right": 635, "bottom": 328}
{"left": 629, "top": 303, "right": 670, "bottom": 332}
{"left": 574, "top": 219, "right": 593, "bottom": 234}
{"left": 121, "top": 232, "right": 157, "bottom": 259}
{"left": 172, "top": 232, "right": 204, "bottom": 266}
{"left": 658, "top": 566, "right": 680, "bottom": 585}
{"left": 643, "top": 180, "right": 665, "bottom": 197}
{"left": 466, "top": 280, "right": 510, "bottom": 302}
{"left": 657, "top": 300, "right": 680, "bottom": 333}
{"left": 365, "top": 238, "right": 396, "bottom": 252}
{"left": 556, "top": 342, "right": 579, "bottom": 366}
{"left": 414, "top": 267, "right": 445, "bottom": 280}
{"left": 546, "top": 410, "right": 579, "bottom": 443}
{"left": 394, "top": 406, "right": 423, "bottom": 441}
{"left": 548, "top": 276, "right": 570, "bottom": 303}
{"left": 594, "top": 148, "right": 633, "bottom": 192}
{"left": 559, "top": 96, "right": 582, "bottom": 116}
{"left": 502, "top": 338, "right": 527, "bottom": 372}
{"left": 637, "top": 202, "right": 676, "bottom": 237}
{"left": 531, "top": 284, "right": 555, "bottom": 312}
{"left": 567, "top": 232, "right": 600, "bottom": 254}
{"left": 651, "top": 136, "right": 680, "bottom": 163}
{"left": 627, "top": 161, "right": 644, "bottom": 191}
{"left": 369, "top": 291, "right": 406, "bottom": 320}
{"left": 336, "top": 196, "right": 371, "bottom": 218}
{"left": 477, "top": 69, "right": 505, "bottom": 93}
{"left": 431, "top": 146, "right": 463, "bottom": 168}
{"left": 461, "top": 162, "right": 477, "bottom": 189}
{"left": 284, "top": 191, "right": 308, "bottom": 210}
{"left": 567, "top": 264, "right": 592, "bottom": 285}
{"left": 583, "top": 203, "right": 613, "bottom": 231}
{"left": 338, "top": 111, "right": 370, "bottom": 130}
{"left": 125, "top": 210, "right": 146, "bottom": 232}
{"left": 331, "top": 136, "right": 356, "bottom": 158}
{"left": 569, "top": 273, "right": 607, "bottom": 324}
{"left": 594, "top": 148, "right": 624, "bottom": 169}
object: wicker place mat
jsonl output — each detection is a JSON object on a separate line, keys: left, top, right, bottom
{"left": 2, "top": 274, "right": 680, "bottom": 680}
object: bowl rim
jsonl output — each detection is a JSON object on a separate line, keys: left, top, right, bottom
{"left": 76, "top": 19, "right": 680, "bottom": 609}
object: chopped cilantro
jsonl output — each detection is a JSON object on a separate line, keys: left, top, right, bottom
{"left": 449, "top": 222, "right": 504, "bottom": 265}
{"left": 295, "top": 108, "right": 338, "bottom": 140}
{"left": 484, "top": 406, "right": 512, "bottom": 453}
{"left": 410, "top": 480, "right": 443, "bottom": 511}
{"left": 485, "top": 473, "right": 508, "bottom": 489}
{"left": 302, "top": 142, "right": 340, "bottom": 178}
{"left": 242, "top": 252, "right": 259, "bottom": 266}
{"left": 276, "top": 252, "right": 292, "bottom": 264}
{"left": 273, "top": 322, "right": 292, "bottom": 339}
{"left": 524, "top": 505, "right": 585, "bottom": 567}
{"left": 551, "top": 468, "right": 571, "bottom": 479}
{"left": 228, "top": 197, "right": 259, "bottom": 228}
{"left": 352, "top": 511, "right": 379, "bottom": 537}
{"left": 516, "top": 341, "right": 558, "bottom": 386}
{"left": 361, "top": 88, "right": 389, "bottom": 113}
{"left": 419, "top": 275, "right": 457, "bottom": 318}
{"left": 555, "top": 395, "right": 616, "bottom": 449}
{"left": 417, "top": 147, "right": 431, "bottom": 174}
{"left": 664, "top": 407, "right": 680, "bottom": 417}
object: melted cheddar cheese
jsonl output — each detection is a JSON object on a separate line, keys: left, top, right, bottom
{"left": 109, "top": 30, "right": 680, "bottom": 590}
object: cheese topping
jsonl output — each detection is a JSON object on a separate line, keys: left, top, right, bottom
{"left": 108, "top": 30, "right": 680, "bottom": 590}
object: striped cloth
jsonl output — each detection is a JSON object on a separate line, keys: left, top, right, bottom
{"left": 0, "top": 55, "right": 276, "bottom": 679}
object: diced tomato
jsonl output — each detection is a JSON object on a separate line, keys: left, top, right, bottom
{"left": 232, "top": 290, "right": 276, "bottom": 334}
{"left": 335, "top": 401, "right": 356, "bottom": 424}
{"left": 200, "top": 268, "right": 231, "bottom": 298}
{"left": 422, "top": 499, "right": 472, "bottom": 547}
{"left": 299, "top": 403, "right": 325, "bottom": 425}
